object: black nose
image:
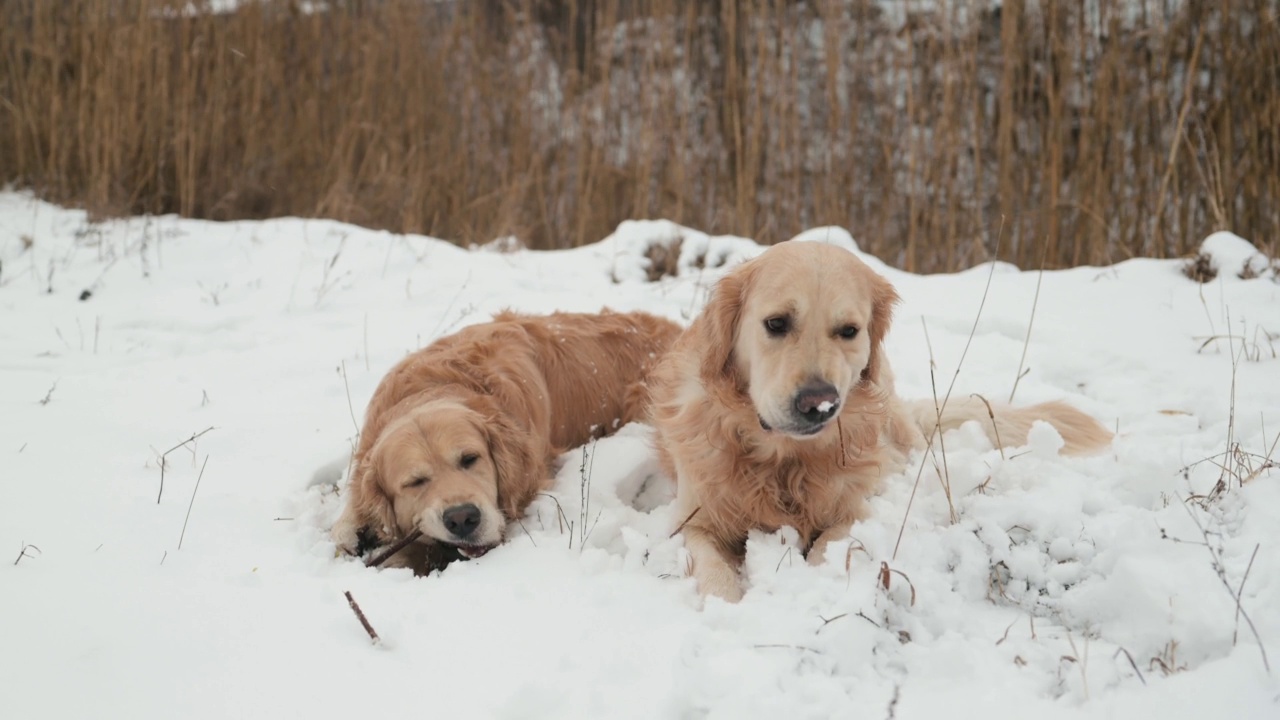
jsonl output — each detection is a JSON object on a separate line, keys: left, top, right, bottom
{"left": 793, "top": 382, "right": 840, "bottom": 425}
{"left": 442, "top": 504, "right": 482, "bottom": 539}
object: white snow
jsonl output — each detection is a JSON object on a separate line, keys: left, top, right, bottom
{"left": 2, "top": 192, "right": 1278, "bottom": 718}
{"left": 816, "top": 400, "right": 836, "bottom": 414}
{"left": 1198, "top": 231, "right": 1275, "bottom": 281}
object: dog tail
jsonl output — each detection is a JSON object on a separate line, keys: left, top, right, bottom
{"left": 904, "top": 396, "right": 1112, "bottom": 455}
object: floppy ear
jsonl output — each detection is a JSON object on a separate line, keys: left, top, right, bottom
{"left": 480, "top": 409, "right": 547, "bottom": 522}
{"left": 332, "top": 451, "right": 398, "bottom": 554}
{"left": 695, "top": 259, "right": 759, "bottom": 384}
{"left": 862, "top": 270, "right": 901, "bottom": 385}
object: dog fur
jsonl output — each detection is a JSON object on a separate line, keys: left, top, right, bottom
{"left": 649, "top": 241, "right": 1112, "bottom": 602}
{"left": 333, "top": 309, "right": 682, "bottom": 572}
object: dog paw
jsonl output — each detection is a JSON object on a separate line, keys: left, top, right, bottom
{"left": 696, "top": 571, "right": 745, "bottom": 604}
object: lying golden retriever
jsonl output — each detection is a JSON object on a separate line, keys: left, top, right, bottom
{"left": 333, "top": 309, "right": 682, "bottom": 572}
{"left": 649, "top": 241, "right": 1112, "bottom": 602}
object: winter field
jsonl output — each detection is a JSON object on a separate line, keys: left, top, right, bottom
{"left": 1, "top": 191, "right": 1277, "bottom": 718}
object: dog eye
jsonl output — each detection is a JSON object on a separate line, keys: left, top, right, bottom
{"left": 764, "top": 316, "right": 791, "bottom": 337}
{"left": 459, "top": 452, "right": 480, "bottom": 470}
{"left": 836, "top": 324, "right": 860, "bottom": 340}
{"left": 404, "top": 476, "right": 429, "bottom": 489}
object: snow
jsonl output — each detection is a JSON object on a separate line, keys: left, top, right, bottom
{"left": 2, "top": 192, "right": 1279, "bottom": 718}
{"left": 816, "top": 400, "right": 836, "bottom": 414}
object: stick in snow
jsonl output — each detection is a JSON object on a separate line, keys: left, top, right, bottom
{"left": 344, "top": 591, "right": 380, "bottom": 644}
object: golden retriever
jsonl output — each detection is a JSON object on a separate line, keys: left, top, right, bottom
{"left": 333, "top": 309, "right": 682, "bottom": 572}
{"left": 649, "top": 241, "right": 1112, "bottom": 602}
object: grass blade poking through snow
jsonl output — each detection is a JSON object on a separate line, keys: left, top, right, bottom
{"left": 177, "top": 456, "right": 209, "bottom": 550}
{"left": 894, "top": 223, "right": 1003, "bottom": 558}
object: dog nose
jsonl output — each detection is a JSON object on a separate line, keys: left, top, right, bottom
{"left": 442, "top": 504, "right": 482, "bottom": 539}
{"left": 793, "top": 382, "right": 840, "bottom": 424}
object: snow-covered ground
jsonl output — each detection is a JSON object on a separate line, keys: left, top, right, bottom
{"left": 2, "top": 192, "right": 1277, "bottom": 718}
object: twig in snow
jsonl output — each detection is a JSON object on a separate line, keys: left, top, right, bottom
{"left": 14, "top": 542, "right": 41, "bottom": 565}
{"left": 344, "top": 591, "right": 381, "bottom": 644}
{"left": 855, "top": 611, "right": 881, "bottom": 628}
{"left": 816, "top": 614, "right": 848, "bottom": 634}
{"left": 156, "top": 426, "right": 216, "bottom": 504}
{"left": 995, "top": 618, "right": 1018, "bottom": 646}
{"left": 177, "top": 455, "right": 210, "bottom": 549}
{"left": 752, "top": 644, "right": 820, "bottom": 655}
{"left": 38, "top": 381, "right": 57, "bottom": 406}
{"left": 364, "top": 529, "right": 424, "bottom": 568}
{"left": 885, "top": 683, "right": 901, "bottom": 720}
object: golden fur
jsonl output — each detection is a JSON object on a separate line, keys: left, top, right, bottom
{"left": 333, "top": 309, "right": 682, "bottom": 571}
{"left": 650, "top": 242, "right": 1113, "bottom": 602}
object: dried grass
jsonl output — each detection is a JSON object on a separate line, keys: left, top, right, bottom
{"left": 2, "top": 0, "right": 1277, "bottom": 271}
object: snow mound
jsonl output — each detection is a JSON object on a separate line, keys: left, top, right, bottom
{"left": 605, "top": 219, "right": 761, "bottom": 283}
{"left": 1189, "top": 231, "right": 1274, "bottom": 281}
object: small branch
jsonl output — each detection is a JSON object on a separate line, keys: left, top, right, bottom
{"left": 344, "top": 591, "right": 381, "bottom": 644}
{"left": 669, "top": 506, "right": 702, "bottom": 539}
{"left": 816, "top": 613, "right": 848, "bottom": 634}
{"left": 885, "top": 683, "right": 901, "bottom": 720}
{"left": 364, "top": 529, "right": 424, "bottom": 568}
{"left": 13, "top": 542, "right": 41, "bottom": 566}
{"left": 37, "top": 380, "right": 58, "bottom": 406}
{"left": 752, "top": 644, "right": 820, "bottom": 655}
{"left": 177, "top": 455, "right": 209, "bottom": 550}
{"left": 156, "top": 426, "right": 216, "bottom": 504}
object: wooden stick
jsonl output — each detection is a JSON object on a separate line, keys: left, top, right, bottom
{"left": 344, "top": 591, "right": 380, "bottom": 644}
{"left": 364, "top": 528, "right": 423, "bottom": 568}
{"left": 668, "top": 506, "right": 701, "bottom": 539}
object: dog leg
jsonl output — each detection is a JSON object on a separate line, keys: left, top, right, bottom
{"left": 682, "top": 525, "right": 745, "bottom": 603}
{"left": 806, "top": 523, "right": 852, "bottom": 567}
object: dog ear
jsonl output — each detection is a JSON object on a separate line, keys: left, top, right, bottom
{"left": 332, "top": 450, "right": 398, "bottom": 554}
{"left": 862, "top": 269, "right": 901, "bottom": 385}
{"left": 695, "top": 259, "right": 759, "bottom": 384}
{"left": 479, "top": 408, "right": 547, "bottom": 521}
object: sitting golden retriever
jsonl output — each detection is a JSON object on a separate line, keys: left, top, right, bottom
{"left": 333, "top": 309, "right": 682, "bottom": 572}
{"left": 649, "top": 241, "right": 1112, "bottom": 602}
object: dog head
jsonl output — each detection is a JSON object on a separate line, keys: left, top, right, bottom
{"left": 344, "top": 395, "right": 538, "bottom": 559}
{"left": 696, "top": 241, "right": 899, "bottom": 438}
